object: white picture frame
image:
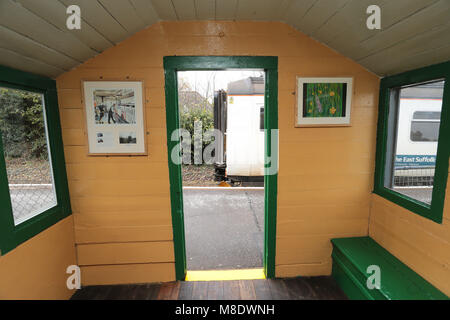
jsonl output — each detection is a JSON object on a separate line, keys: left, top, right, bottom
{"left": 295, "top": 77, "right": 353, "bottom": 127}
{"left": 82, "top": 80, "right": 147, "bottom": 155}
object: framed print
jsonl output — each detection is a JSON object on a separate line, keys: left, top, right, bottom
{"left": 296, "top": 77, "right": 353, "bottom": 127}
{"left": 82, "top": 80, "right": 147, "bottom": 155}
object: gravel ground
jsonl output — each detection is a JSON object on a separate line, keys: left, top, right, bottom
{"left": 5, "top": 158, "right": 52, "bottom": 184}
{"left": 182, "top": 164, "right": 217, "bottom": 186}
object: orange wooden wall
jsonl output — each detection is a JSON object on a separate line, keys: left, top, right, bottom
{"left": 0, "top": 217, "right": 76, "bottom": 299}
{"left": 369, "top": 163, "right": 450, "bottom": 296}
{"left": 56, "top": 21, "right": 380, "bottom": 285}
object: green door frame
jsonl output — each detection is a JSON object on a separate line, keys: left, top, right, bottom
{"left": 163, "top": 56, "right": 278, "bottom": 280}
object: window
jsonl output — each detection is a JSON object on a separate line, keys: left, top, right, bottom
{"left": 0, "top": 88, "right": 57, "bottom": 225}
{"left": 0, "top": 65, "right": 71, "bottom": 255}
{"left": 260, "top": 106, "right": 264, "bottom": 131}
{"left": 388, "top": 80, "right": 443, "bottom": 205}
{"left": 410, "top": 111, "right": 441, "bottom": 142}
{"left": 374, "top": 61, "right": 450, "bottom": 223}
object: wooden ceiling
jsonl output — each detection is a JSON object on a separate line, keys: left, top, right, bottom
{"left": 0, "top": 0, "right": 449, "bottom": 78}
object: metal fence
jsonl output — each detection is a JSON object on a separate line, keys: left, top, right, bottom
{"left": 6, "top": 158, "right": 57, "bottom": 225}
{"left": 392, "top": 167, "right": 434, "bottom": 204}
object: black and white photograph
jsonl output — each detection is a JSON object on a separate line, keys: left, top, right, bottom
{"left": 95, "top": 131, "right": 113, "bottom": 147}
{"left": 94, "top": 89, "right": 136, "bottom": 125}
{"left": 83, "top": 80, "right": 146, "bottom": 155}
{"left": 119, "top": 132, "right": 137, "bottom": 144}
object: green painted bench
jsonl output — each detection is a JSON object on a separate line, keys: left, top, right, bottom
{"left": 331, "top": 236, "right": 448, "bottom": 300}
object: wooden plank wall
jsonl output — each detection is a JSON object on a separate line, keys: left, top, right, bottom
{"left": 369, "top": 164, "right": 450, "bottom": 296}
{"left": 56, "top": 21, "right": 380, "bottom": 285}
{"left": 0, "top": 217, "right": 76, "bottom": 299}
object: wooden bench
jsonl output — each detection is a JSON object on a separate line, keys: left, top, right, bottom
{"left": 331, "top": 236, "right": 448, "bottom": 300}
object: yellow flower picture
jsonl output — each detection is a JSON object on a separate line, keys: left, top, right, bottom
{"left": 303, "top": 82, "right": 346, "bottom": 118}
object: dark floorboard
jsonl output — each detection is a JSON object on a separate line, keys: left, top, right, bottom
{"left": 177, "top": 281, "right": 194, "bottom": 300}
{"left": 70, "top": 276, "right": 347, "bottom": 300}
{"left": 222, "top": 280, "right": 241, "bottom": 300}
{"left": 266, "top": 279, "right": 291, "bottom": 300}
{"left": 253, "top": 279, "right": 273, "bottom": 300}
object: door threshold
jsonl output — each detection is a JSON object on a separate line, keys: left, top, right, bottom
{"left": 185, "top": 268, "right": 265, "bottom": 281}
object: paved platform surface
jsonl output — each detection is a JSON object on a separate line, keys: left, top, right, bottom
{"left": 392, "top": 187, "right": 432, "bottom": 204}
{"left": 183, "top": 188, "right": 264, "bottom": 270}
{"left": 9, "top": 187, "right": 56, "bottom": 223}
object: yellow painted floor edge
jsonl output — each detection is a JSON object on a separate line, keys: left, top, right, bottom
{"left": 185, "top": 268, "right": 265, "bottom": 281}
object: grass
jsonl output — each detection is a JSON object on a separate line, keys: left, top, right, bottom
{"left": 304, "top": 83, "right": 345, "bottom": 118}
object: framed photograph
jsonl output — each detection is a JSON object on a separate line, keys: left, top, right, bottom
{"left": 296, "top": 77, "right": 353, "bottom": 127}
{"left": 82, "top": 80, "right": 147, "bottom": 155}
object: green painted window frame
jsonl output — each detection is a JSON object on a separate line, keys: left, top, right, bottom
{"left": 163, "top": 56, "right": 278, "bottom": 280}
{"left": 0, "top": 65, "right": 71, "bottom": 255}
{"left": 374, "top": 61, "right": 450, "bottom": 223}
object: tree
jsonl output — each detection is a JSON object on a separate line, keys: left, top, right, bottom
{"left": 177, "top": 78, "right": 214, "bottom": 164}
{"left": 0, "top": 88, "right": 47, "bottom": 159}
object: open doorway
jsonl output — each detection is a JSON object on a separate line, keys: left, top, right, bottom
{"left": 177, "top": 70, "right": 265, "bottom": 273}
{"left": 163, "top": 56, "right": 278, "bottom": 281}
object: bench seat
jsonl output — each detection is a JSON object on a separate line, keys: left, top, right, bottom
{"left": 331, "top": 236, "right": 448, "bottom": 300}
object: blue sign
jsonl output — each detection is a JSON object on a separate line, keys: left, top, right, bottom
{"left": 395, "top": 154, "right": 436, "bottom": 168}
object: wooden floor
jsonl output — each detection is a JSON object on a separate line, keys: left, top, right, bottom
{"left": 70, "top": 276, "right": 347, "bottom": 300}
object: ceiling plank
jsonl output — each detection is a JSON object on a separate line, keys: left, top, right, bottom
{"left": 0, "top": 47, "right": 65, "bottom": 78}
{"left": 355, "top": 0, "right": 450, "bottom": 60}
{"left": 151, "top": 0, "right": 178, "bottom": 20}
{"left": 378, "top": 43, "right": 450, "bottom": 76}
{"left": 0, "top": 1, "right": 449, "bottom": 77}
{"left": 236, "top": 0, "right": 280, "bottom": 20}
{"left": 129, "top": 0, "right": 160, "bottom": 25}
{"left": 195, "top": 0, "right": 215, "bottom": 20}
{"left": 59, "top": 0, "right": 129, "bottom": 44}
{"left": 98, "top": 0, "right": 147, "bottom": 34}
{"left": 172, "top": 0, "right": 196, "bottom": 20}
{"left": 0, "top": 25, "right": 78, "bottom": 71}
{"left": 283, "top": 0, "right": 317, "bottom": 30}
{"left": 311, "top": 0, "right": 387, "bottom": 42}
{"left": 326, "top": 0, "right": 439, "bottom": 60}
{"left": 0, "top": 0, "right": 97, "bottom": 62}
{"left": 293, "top": 0, "right": 349, "bottom": 36}
{"left": 215, "top": 0, "right": 238, "bottom": 20}
{"left": 359, "top": 23, "right": 450, "bottom": 75}
{"left": 16, "top": 0, "right": 112, "bottom": 52}
{"left": 274, "top": 0, "right": 295, "bottom": 21}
